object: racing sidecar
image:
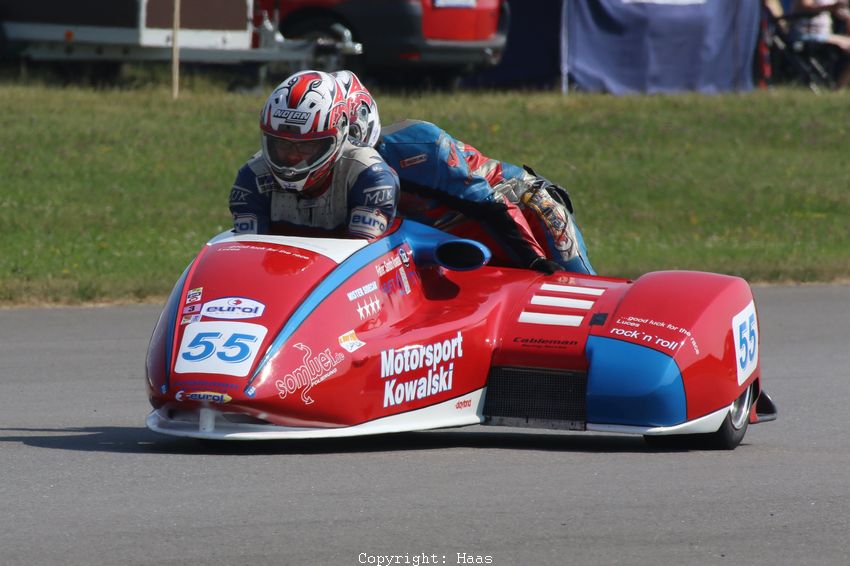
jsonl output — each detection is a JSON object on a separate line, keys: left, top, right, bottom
{"left": 145, "top": 220, "right": 777, "bottom": 449}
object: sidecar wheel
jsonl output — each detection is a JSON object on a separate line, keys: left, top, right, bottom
{"left": 644, "top": 384, "right": 753, "bottom": 451}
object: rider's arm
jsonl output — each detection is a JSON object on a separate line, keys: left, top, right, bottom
{"left": 346, "top": 157, "right": 399, "bottom": 239}
{"left": 229, "top": 157, "right": 273, "bottom": 235}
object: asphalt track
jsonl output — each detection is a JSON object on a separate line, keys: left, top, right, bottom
{"left": 1, "top": 284, "right": 848, "bottom": 566}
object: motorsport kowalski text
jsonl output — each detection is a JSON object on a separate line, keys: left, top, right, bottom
{"left": 380, "top": 332, "right": 463, "bottom": 408}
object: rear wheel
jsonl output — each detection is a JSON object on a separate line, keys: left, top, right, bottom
{"left": 644, "top": 384, "right": 753, "bottom": 451}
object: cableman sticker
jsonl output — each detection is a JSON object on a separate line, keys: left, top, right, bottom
{"left": 275, "top": 343, "right": 345, "bottom": 404}
{"left": 380, "top": 332, "right": 463, "bottom": 408}
{"left": 202, "top": 297, "right": 265, "bottom": 320}
{"left": 512, "top": 336, "right": 577, "bottom": 349}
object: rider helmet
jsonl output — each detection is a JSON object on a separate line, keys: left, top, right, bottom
{"left": 332, "top": 70, "right": 381, "bottom": 147}
{"left": 260, "top": 70, "right": 349, "bottom": 193}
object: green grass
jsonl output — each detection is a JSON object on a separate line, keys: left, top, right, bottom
{"left": 1, "top": 83, "right": 849, "bottom": 305}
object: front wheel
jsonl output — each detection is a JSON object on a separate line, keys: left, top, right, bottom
{"left": 644, "top": 384, "right": 753, "bottom": 451}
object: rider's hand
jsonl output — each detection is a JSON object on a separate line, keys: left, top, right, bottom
{"left": 530, "top": 257, "right": 565, "bottom": 274}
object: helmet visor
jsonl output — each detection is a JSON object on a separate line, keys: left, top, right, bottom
{"left": 263, "top": 134, "right": 336, "bottom": 173}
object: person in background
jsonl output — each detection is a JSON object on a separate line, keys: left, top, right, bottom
{"left": 791, "top": 0, "right": 850, "bottom": 87}
{"left": 229, "top": 70, "right": 399, "bottom": 239}
{"left": 332, "top": 70, "right": 594, "bottom": 274}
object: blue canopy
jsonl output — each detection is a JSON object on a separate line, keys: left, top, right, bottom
{"left": 564, "top": 0, "right": 761, "bottom": 94}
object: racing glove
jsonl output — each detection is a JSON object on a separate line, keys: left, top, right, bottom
{"left": 530, "top": 257, "right": 565, "bottom": 274}
{"left": 523, "top": 165, "right": 574, "bottom": 213}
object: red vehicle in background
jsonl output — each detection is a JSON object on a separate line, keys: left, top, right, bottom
{"left": 256, "top": 0, "right": 508, "bottom": 83}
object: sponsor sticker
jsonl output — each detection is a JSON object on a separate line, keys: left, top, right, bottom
{"left": 399, "top": 153, "right": 428, "bottom": 168}
{"left": 375, "top": 254, "right": 403, "bottom": 276}
{"left": 381, "top": 266, "right": 419, "bottom": 296}
{"left": 338, "top": 330, "right": 366, "bottom": 353}
{"left": 272, "top": 108, "right": 311, "bottom": 125}
{"left": 181, "top": 314, "right": 202, "bottom": 325}
{"left": 233, "top": 214, "right": 257, "bottom": 234}
{"left": 346, "top": 281, "right": 378, "bottom": 302}
{"left": 512, "top": 336, "right": 577, "bottom": 349}
{"left": 216, "top": 244, "right": 309, "bottom": 260}
{"left": 398, "top": 267, "right": 412, "bottom": 295}
{"left": 186, "top": 287, "right": 203, "bottom": 304}
{"left": 363, "top": 186, "right": 394, "bottom": 206}
{"left": 183, "top": 304, "right": 201, "bottom": 314}
{"left": 379, "top": 331, "right": 463, "bottom": 408}
{"left": 201, "top": 297, "right": 266, "bottom": 320}
{"left": 349, "top": 206, "right": 388, "bottom": 239}
{"left": 228, "top": 186, "right": 251, "bottom": 205}
{"left": 275, "top": 343, "right": 344, "bottom": 404}
{"left": 175, "top": 390, "right": 232, "bottom": 404}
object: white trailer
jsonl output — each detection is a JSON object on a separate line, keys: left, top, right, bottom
{"left": 0, "top": 0, "right": 360, "bottom": 68}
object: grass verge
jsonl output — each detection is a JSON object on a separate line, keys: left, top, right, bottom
{"left": 1, "top": 84, "right": 848, "bottom": 305}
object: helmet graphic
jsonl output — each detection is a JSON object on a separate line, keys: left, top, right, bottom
{"left": 333, "top": 70, "right": 381, "bottom": 147}
{"left": 260, "top": 70, "right": 350, "bottom": 193}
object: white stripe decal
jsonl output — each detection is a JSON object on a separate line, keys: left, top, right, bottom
{"left": 518, "top": 311, "right": 584, "bottom": 327}
{"left": 530, "top": 295, "right": 594, "bottom": 310}
{"left": 540, "top": 283, "right": 605, "bottom": 296}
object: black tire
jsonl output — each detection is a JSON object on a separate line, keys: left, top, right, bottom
{"left": 644, "top": 384, "right": 753, "bottom": 451}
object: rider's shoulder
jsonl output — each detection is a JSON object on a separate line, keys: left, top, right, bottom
{"left": 237, "top": 150, "right": 268, "bottom": 178}
{"left": 379, "top": 119, "right": 444, "bottom": 144}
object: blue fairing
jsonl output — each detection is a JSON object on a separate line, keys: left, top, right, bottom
{"left": 585, "top": 336, "right": 686, "bottom": 427}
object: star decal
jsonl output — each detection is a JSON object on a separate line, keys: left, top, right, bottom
{"left": 357, "top": 296, "right": 382, "bottom": 320}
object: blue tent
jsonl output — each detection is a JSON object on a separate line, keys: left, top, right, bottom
{"left": 564, "top": 0, "right": 761, "bottom": 94}
{"left": 466, "top": 0, "right": 760, "bottom": 94}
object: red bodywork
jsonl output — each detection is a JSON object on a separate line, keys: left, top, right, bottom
{"left": 253, "top": 0, "right": 507, "bottom": 71}
{"left": 258, "top": 0, "right": 501, "bottom": 41}
{"left": 147, "top": 223, "right": 768, "bottom": 437}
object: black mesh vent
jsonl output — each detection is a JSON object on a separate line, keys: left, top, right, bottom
{"left": 483, "top": 366, "right": 587, "bottom": 427}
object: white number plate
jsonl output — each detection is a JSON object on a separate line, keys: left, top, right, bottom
{"left": 174, "top": 321, "right": 268, "bottom": 377}
{"left": 732, "top": 300, "right": 759, "bottom": 385}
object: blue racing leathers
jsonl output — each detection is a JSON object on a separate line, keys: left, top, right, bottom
{"left": 229, "top": 140, "right": 399, "bottom": 239}
{"left": 376, "top": 120, "right": 594, "bottom": 274}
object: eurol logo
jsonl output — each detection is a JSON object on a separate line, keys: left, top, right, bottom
{"left": 201, "top": 297, "right": 265, "bottom": 320}
{"left": 175, "top": 390, "right": 232, "bottom": 404}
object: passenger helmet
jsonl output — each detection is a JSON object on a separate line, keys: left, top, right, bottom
{"left": 260, "top": 70, "right": 349, "bottom": 193}
{"left": 332, "top": 70, "right": 381, "bottom": 147}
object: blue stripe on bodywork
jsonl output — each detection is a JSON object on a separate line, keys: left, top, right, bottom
{"left": 585, "top": 336, "right": 686, "bottom": 427}
{"left": 244, "top": 221, "right": 480, "bottom": 395}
